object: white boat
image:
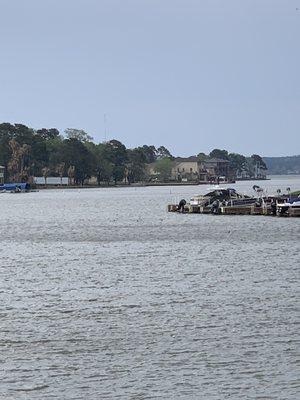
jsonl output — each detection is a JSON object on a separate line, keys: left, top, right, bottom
{"left": 190, "top": 187, "right": 255, "bottom": 207}
{"left": 277, "top": 199, "right": 300, "bottom": 215}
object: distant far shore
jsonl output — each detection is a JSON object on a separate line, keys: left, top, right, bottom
{"left": 33, "top": 177, "right": 272, "bottom": 189}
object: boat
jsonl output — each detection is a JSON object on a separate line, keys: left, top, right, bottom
{"left": 168, "top": 186, "right": 300, "bottom": 217}
{"left": 276, "top": 198, "right": 300, "bottom": 216}
{"left": 0, "top": 183, "right": 31, "bottom": 193}
{"left": 189, "top": 187, "right": 257, "bottom": 208}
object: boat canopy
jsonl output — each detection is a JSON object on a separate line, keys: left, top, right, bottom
{"left": 287, "top": 197, "right": 300, "bottom": 205}
{"left": 0, "top": 183, "right": 30, "bottom": 191}
{"left": 204, "top": 188, "right": 237, "bottom": 197}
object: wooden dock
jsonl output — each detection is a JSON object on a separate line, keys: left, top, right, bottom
{"left": 168, "top": 204, "right": 300, "bottom": 217}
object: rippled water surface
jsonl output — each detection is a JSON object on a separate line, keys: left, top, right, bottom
{"left": 0, "top": 177, "right": 299, "bottom": 399}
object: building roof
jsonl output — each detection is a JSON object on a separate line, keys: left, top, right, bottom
{"left": 174, "top": 156, "right": 199, "bottom": 163}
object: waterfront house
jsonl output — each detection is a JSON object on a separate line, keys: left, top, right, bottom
{"left": 146, "top": 157, "right": 208, "bottom": 182}
{"left": 171, "top": 157, "right": 208, "bottom": 182}
{"left": 147, "top": 156, "right": 234, "bottom": 183}
{"left": 202, "top": 158, "right": 231, "bottom": 179}
{"left": 172, "top": 157, "right": 232, "bottom": 182}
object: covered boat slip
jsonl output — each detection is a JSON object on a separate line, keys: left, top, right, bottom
{"left": 0, "top": 183, "right": 31, "bottom": 192}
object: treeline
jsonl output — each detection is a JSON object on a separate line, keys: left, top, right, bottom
{"left": 263, "top": 155, "right": 300, "bottom": 175}
{"left": 0, "top": 123, "right": 173, "bottom": 184}
{"left": 0, "top": 123, "right": 268, "bottom": 184}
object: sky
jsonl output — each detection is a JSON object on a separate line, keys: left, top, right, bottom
{"left": 0, "top": 0, "right": 299, "bottom": 157}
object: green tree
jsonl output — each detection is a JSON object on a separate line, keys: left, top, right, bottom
{"left": 30, "top": 135, "right": 49, "bottom": 176}
{"left": 228, "top": 153, "right": 246, "bottom": 175}
{"left": 197, "top": 152, "right": 208, "bottom": 162}
{"left": 156, "top": 146, "right": 173, "bottom": 160}
{"left": 251, "top": 154, "right": 267, "bottom": 170}
{"left": 127, "top": 148, "right": 147, "bottom": 183}
{"left": 7, "top": 139, "right": 31, "bottom": 182}
{"left": 244, "top": 158, "right": 255, "bottom": 178}
{"left": 46, "top": 136, "right": 64, "bottom": 171}
{"left": 86, "top": 142, "right": 114, "bottom": 185}
{"left": 13, "top": 124, "right": 35, "bottom": 146}
{"left": 58, "top": 138, "right": 95, "bottom": 185}
{"left": 154, "top": 158, "right": 173, "bottom": 182}
{"left": 0, "top": 123, "right": 15, "bottom": 180}
{"left": 209, "top": 149, "right": 229, "bottom": 160}
{"left": 0, "top": 123, "right": 51, "bottom": 179}
{"left": 140, "top": 145, "right": 157, "bottom": 163}
{"left": 65, "top": 128, "right": 93, "bottom": 143}
{"left": 36, "top": 128, "right": 60, "bottom": 141}
{"left": 104, "top": 140, "right": 128, "bottom": 184}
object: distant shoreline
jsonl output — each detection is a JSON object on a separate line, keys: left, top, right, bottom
{"left": 33, "top": 178, "right": 272, "bottom": 190}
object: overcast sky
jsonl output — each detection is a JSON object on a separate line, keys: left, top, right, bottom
{"left": 0, "top": 0, "right": 299, "bottom": 156}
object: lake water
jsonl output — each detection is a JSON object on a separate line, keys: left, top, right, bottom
{"left": 0, "top": 176, "right": 299, "bottom": 399}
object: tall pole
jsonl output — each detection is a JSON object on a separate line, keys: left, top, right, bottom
{"left": 104, "top": 113, "right": 107, "bottom": 142}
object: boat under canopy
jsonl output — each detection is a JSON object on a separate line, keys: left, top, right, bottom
{"left": 0, "top": 183, "right": 30, "bottom": 191}
{"left": 190, "top": 187, "right": 256, "bottom": 207}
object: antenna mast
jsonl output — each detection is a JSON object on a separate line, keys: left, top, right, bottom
{"left": 104, "top": 113, "right": 107, "bottom": 142}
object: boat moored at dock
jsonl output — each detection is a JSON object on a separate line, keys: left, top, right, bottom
{"left": 189, "top": 187, "right": 257, "bottom": 208}
{"left": 168, "top": 186, "right": 300, "bottom": 217}
{"left": 0, "top": 183, "right": 31, "bottom": 193}
{"left": 276, "top": 198, "right": 300, "bottom": 217}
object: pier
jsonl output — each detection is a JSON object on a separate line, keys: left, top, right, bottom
{"left": 168, "top": 203, "right": 300, "bottom": 217}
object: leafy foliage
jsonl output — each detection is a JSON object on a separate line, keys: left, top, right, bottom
{"left": 209, "top": 149, "right": 229, "bottom": 160}
{"left": 0, "top": 122, "right": 270, "bottom": 184}
{"left": 65, "top": 128, "right": 93, "bottom": 142}
{"left": 154, "top": 158, "right": 173, "bottom": 181}
{"left": 0, "top": 123, "right": 176, "bottom": 185}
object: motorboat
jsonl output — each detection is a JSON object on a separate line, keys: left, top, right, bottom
{"left": 190, "top": 187, "right": 257, "bottom": 207}
{"left": 277, "top": 198, "right": 300, "bottom": 216}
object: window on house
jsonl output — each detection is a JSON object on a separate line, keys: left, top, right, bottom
{"left": 190, "top": 168, "right": 193, "bottom": 172}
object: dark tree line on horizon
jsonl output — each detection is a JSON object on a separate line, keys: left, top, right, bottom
{"left": 263, "top": 155, "right": 300, "bottom": 175}
{"left": 0, "top": 122, "right": 267, "bottom": 185}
